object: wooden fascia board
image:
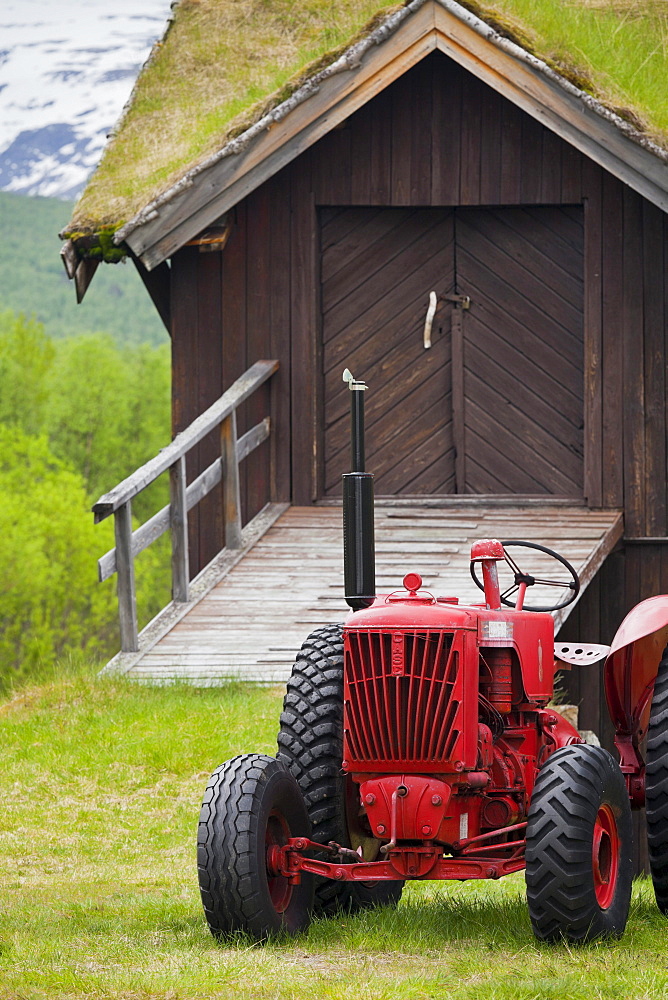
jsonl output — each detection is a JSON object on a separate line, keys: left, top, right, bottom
{"left": 125, "top": 3, "right": 438, "bottom": 269}
{"left": 432, "top": 6, "right": 668, "bottom": 214}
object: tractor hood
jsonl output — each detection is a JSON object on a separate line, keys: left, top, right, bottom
{"left": 346, "top": 595, "right": 555, "bottom": 703}
{"left": 345, "top": 595, "right": 479, "bottom": 630}
{"left": 604, "top": 595, "right": 668, "bottom": 738}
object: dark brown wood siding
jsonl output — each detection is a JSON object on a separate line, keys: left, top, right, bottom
{"left": 456, "top": 206, "right": 584, "bottom": 495}
{"left": 321, "top": 207, "right": 456, "bottom": 495}
{"left": 320, "top": 204, "right": 584, "bottom": 497}
{"left": 171, "top": 50, "right": 668, "bottom": 580}
{"left": 168, "top": 48, "right": 668, "bottom": 875}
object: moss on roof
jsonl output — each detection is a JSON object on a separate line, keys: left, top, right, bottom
{"left": 66, "top": 0, "right": 668, "bottom": 239}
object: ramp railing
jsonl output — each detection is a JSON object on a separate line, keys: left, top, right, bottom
{"left": 93, "top": 359, "right": 279, "bottom": 652}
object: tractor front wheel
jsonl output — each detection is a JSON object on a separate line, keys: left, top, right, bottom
{"left": 526, "top": 744, "right": 632, "bottom": 942}
{"left": 197, "top": 754, "right": 314, "bottom": 940}
{"left": 277, "top": 624, "right": 404, "bottom": 915}
{"left": 646, "top": 645, "right": 668, "bottom": 912}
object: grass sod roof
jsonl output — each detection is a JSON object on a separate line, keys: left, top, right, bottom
{"left": 64, "top": 0, "right": 668, "bottom": 251}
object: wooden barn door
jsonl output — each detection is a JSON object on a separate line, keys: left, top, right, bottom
{"left": 455, "top": 207, "right": 584, "bottom": 495}
{"left": 321, "top": 208, "right": 456, "bottom": 496}
{"left": 319, "top": 205, "right": 583, "bottom": 498}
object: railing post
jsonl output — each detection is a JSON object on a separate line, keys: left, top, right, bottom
{"left": 170, "top": 455, "right": 190, "bottom": 602}
{"left": 114, "top": 501, "right": 138, "bottom": 652}
{"left": 220, "top": 410, "right": 242, "bottom": 548}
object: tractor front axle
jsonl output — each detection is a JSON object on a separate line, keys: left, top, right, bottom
{"left": 269, "top": 835, "right": 526, "bottom": 882}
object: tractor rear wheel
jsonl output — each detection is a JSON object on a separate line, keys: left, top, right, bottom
{"left": 646, "top": 645, "right": 668, "bottom": 912}
{"left": 526, "top": 744, "right": 632, "bottom": 942}
{"left": 197, "top": 753, "right": 314, "bottom": 940}
{"left": 277, "top": 624, "right": 404, "bottom": 915}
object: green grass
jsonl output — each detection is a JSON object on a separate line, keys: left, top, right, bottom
{"left": 2, "top": 666, "right": 668, "bottom": 999}
{"left": 493, "top": 0, "right": 668, "bottom": 132}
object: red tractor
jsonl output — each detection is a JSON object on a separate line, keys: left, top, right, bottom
{"left": 197, "top": 372, "right": 668, "bottom": 943}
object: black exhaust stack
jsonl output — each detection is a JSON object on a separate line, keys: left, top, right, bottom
{"left": 342, "top": 369, "right": 376, "bottom": 610}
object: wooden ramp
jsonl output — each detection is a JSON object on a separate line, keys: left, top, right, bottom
{"left": 104, "top": 501, "right": 623, "bottom": 685}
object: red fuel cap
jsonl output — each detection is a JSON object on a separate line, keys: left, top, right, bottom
{"left": 403, "top": 572, "right": 422, "bottom": 594}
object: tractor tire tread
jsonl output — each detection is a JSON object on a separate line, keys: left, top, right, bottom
{"left": 277, "top": 624, "right": 403, "bottom": 915}
{"left": 197, "top": 753, "right": 312, "bottom": 939}
{"left": 526, "top": 744, "right": 632, "bottom": 942}
{"left": 646, "top": 647, "right": 668, "bottom": 912}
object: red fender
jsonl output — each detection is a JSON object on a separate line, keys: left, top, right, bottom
{"left": 605, "top": 595, "right": 668, "bottom": 751}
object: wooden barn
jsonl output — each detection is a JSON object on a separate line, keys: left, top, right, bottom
{"left": 62, "top": 0, "right": 668, "bottom": 766}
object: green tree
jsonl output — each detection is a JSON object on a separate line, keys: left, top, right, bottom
{"left": 0, "top": 310, "right": 55, "bottom": 434}
{"left": 0, "top": 426, "right": 118, "bottom": 690}
{"left": 0, "top": 317, "right": 171, "bottom": 520}
{"left": 0, "top": 191, "right": 166, "bottom": 347}
{"left": 0, "top": 316, "right": 173, "bottom": 687}
{"left": 45, "top": 334, "right": 171, "bottom": 520}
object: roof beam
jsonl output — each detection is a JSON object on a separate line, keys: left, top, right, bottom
{"left": 74, "top": 257, "right": 99, "bottom": 304}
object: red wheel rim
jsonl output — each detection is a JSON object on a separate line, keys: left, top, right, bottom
{"left": 592, "top": 803, "right": 619, "bottom": 909}
{"left": 265, "top": 809, "right": 293, "bottom": 913}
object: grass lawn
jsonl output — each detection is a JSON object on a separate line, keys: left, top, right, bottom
{"left": 1, "top": 668, "right": 668, "bottom": 999}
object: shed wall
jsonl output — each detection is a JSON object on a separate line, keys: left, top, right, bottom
{"left": 170, "top": 49, "right": 668, "bottom": 584}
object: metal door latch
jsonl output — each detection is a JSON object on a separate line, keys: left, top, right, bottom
{"left": 444, "top": 293, "right": 471, "bottom": 309}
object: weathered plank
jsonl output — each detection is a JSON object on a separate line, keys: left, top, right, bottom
{"left": 642, "top": 201, "right": 666, "bottom": 536}
{"left": 622, "top": 186, "right": 646, "bottom": 537}
{"left": 600, "top": 172, "right": 624, "bottom": 509}
{"left": 221, "top": 410, "right": 242, "bottom": 548}
{"left": 131, "top": 253, "right": 171, "bottom": 332}
{"left": 267, "top": 168, "right": 292, "bottom": 503}
{"left": 74, "top": 257, "right": 99, "bottom": 304}
{"left": 290, "top": 154, "right": 318, "bottom": 504}
{"left": 115, "top": 502, "right": 138, "bottom": 652}
{"left": 245, "top": 184, "right": 273, "bottom": 524}
{"left": 451, "top": 303, "right": 466, "bottom": 491}
{"left": 170, "top": 455, "right": 189, "bottom": 602}
{"left": 195, "top": 246, "right": 224, "bottom": 571}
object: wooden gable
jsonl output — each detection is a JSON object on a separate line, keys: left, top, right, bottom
{"left": 117, "top": 0, "right": 668, "bottom": 271}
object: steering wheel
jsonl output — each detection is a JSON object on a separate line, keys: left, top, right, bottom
{"left": 470, "top": 539, "right": 580, "bottom": 613}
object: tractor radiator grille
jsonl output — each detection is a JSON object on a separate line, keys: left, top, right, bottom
{"left": 343, "top": 630, "right": 462, "bottom": 769}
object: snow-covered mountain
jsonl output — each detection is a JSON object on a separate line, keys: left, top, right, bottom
{"left": 0, "top": 1, "right": 172, "bottom": 200}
